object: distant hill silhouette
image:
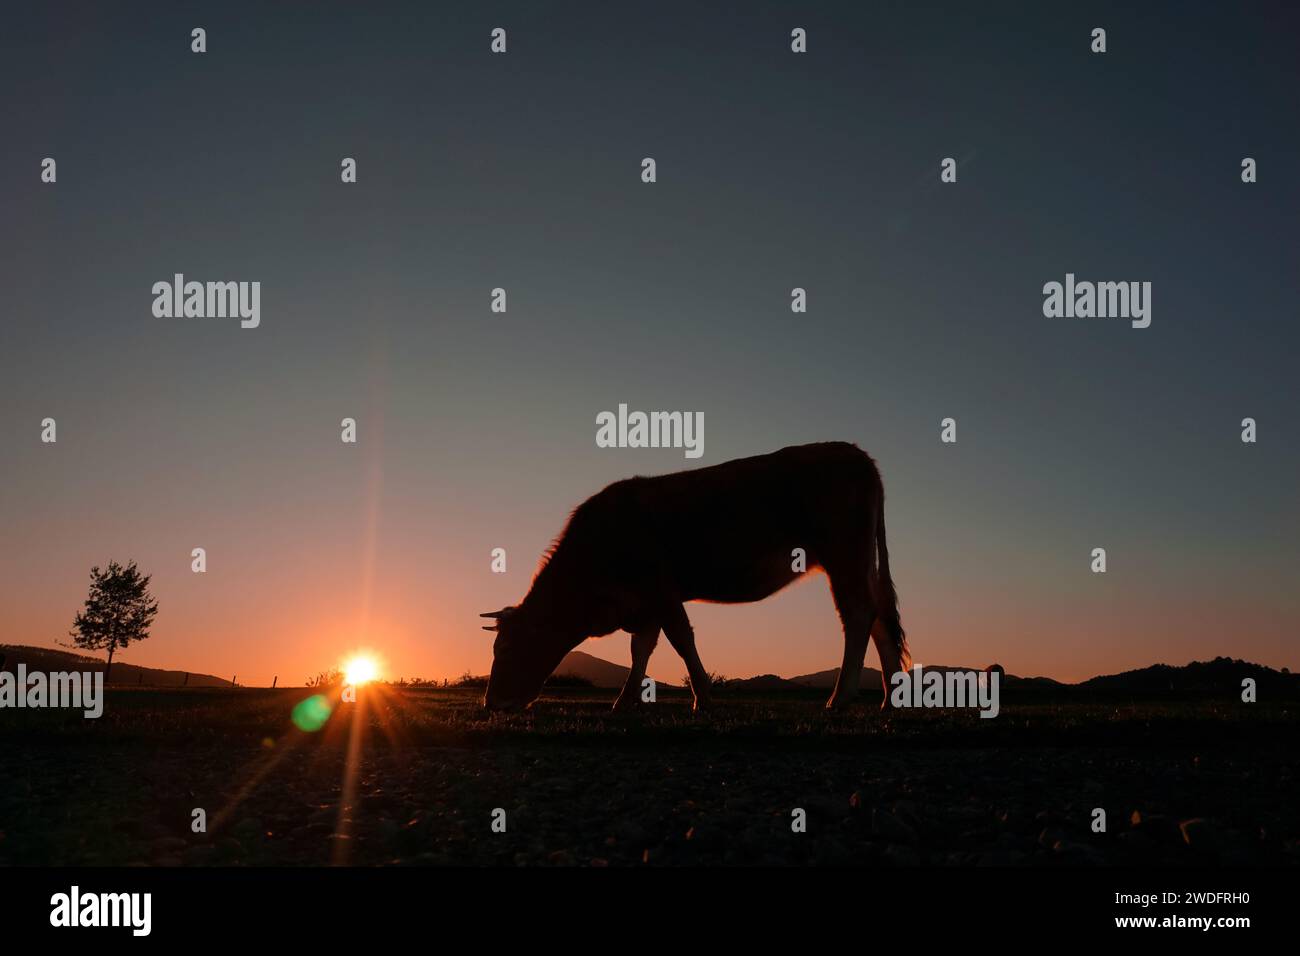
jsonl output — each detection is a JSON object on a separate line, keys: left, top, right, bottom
{"left": 789, "top": 667, "right": 857, "bottom": 689}
{"left": 787, "top": 664, "right": 1061, "bottom": 691}
{"left": 555, "top": 654, "right": 1043, "bottom": 694}
{"left": 725, "top": 674, "right": 798, "bottom": 692}
{"left": 1079, "top": 657, "right": 1298, "bottom": 696}
{"left": 5, "top": 644, "right": 1292, "bottom": 698}
{"left": 559, "top": 652, "right": 1295, "bottom": 699}
{"left": 0, "top": 644, "right": 232, "bottom": 687}
{"left": 555, "top": 650, "right": 682, "bottom": 689}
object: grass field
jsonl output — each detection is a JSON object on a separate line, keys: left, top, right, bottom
{"left": 2, "top": 685, "right": 1296, "bottom": 866}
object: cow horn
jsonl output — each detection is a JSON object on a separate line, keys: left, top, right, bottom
{"left": 479, "top": 606, "right": 516, "bottom": 620}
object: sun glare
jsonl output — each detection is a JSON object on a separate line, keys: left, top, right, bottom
{"left": 343, "top": 654, "right": 380, "bottom": 686}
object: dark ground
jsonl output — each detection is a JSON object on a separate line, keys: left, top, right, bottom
{"left": 2, "top": 685, "right": 1296, "bottom": 866}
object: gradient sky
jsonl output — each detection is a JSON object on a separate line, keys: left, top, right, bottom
{"left": 2, "top": 1, "right": 1297, "bottom": 686}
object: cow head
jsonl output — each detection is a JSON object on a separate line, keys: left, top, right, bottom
{"left": 481, "top": 605, "right": 580, "bottom": 710}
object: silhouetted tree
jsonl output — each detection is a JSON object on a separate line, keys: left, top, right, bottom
{"left": 69, "top": 561, "right": 159, "bottom": 681}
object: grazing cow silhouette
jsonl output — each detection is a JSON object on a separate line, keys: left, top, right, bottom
{"left": 482, "top": 442, "right": 910, "bottom": 712}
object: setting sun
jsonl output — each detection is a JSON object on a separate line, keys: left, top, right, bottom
{"left": 342, "top": 654, "right": 380, "bottom": 686}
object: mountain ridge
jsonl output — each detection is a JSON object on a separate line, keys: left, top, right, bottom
{"left": 558, "top": 651, "right": 1297, "bottom": 696}
{"left": 6, "top": 643, "right": 1294, "bottom": 695}
{"left": 0, "top": 644, "right": 233, "bottom": 687}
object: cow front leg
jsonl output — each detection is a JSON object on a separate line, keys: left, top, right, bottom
{"left": 662, "top": 603, "right": 711, "bottom": 711}
{"left": 613, "top": 626, "right": 659, "bottom": 711}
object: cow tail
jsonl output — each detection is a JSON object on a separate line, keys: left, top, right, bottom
{"left": 873, "top": 503, "right": 910, "bottom": 670}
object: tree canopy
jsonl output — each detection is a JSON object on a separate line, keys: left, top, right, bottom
{"left": 69, "top": 561, "right": 159, "bottom": 676}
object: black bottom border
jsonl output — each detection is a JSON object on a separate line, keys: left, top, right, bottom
{"left": 2, "top": 865, "right": 1294, "bottom": 941}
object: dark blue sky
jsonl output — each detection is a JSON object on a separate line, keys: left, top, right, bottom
{"left": 2, "top": 1, "right": 1296, "bottom": 682}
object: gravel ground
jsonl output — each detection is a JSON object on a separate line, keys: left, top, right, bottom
{"left": 2, "top": 687, "right": 1296, "bottom": 866}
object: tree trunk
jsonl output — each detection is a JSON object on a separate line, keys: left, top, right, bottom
{"left": 105, "top": 646, "right": 115, "bottom": 683}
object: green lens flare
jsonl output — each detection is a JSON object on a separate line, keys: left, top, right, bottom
{"left": 291, "top": 694, "right": 333, "bottom": 732}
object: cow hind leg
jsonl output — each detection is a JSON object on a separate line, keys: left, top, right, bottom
{"left": 872, "top": 618, "right": 905, "bottom": 710}
{"left": 825, "top": 563, "right": 877, "bottom": 711}
{"left": 662, "top": 603, "right": 711, "bottom": 711}
{"left": 613, "top": 626, "right": 659, "bottom": 711}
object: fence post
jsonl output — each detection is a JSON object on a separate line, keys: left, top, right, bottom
{"left": 272, "top": 675, "right": 278, "bottom": 688}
